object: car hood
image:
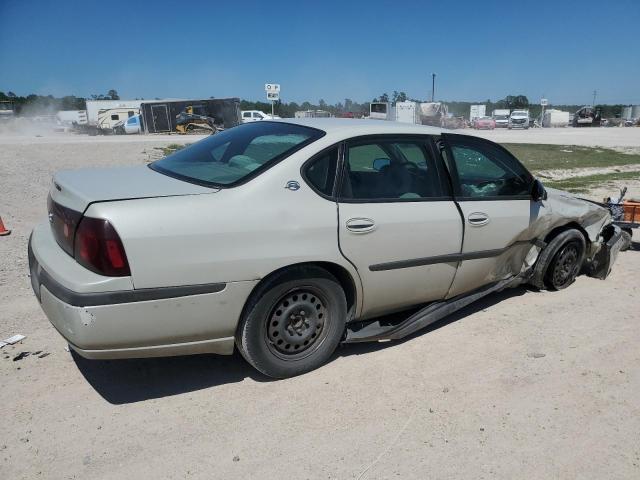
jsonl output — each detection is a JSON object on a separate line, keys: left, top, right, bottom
{"left": 51, "top": 165, "right": 218, "bottom": 212}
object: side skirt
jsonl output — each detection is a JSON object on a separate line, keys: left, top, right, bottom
{"left": 343, "top": 275, "right": 525, "bottom": 343}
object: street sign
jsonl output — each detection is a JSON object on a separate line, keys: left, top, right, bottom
{"left": 265, "top": 83, "right": 280, "bottom": 117}
{"left": 540, "top": 98, "right": 548, "bottom": 106}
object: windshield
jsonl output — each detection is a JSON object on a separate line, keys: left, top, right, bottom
{"left": 495, "top": 115, "right": 508, "bottom": 120}
{"left": 151, "top": 122, "right": 324, "bottom": 187}
{"left": 512, "top": 111, "right": 527, "bottom": 116}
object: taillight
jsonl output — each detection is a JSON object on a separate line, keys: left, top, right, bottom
{"left": 73, "top": 217, "right": 131, "bottom": 277}
{"left": 48, "top": 194, "right": 82, "bottom": 256}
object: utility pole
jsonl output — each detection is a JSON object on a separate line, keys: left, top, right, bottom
{"left": 431, "top": 73, "right": 436, "bottom": 102}
{"left": 592, "top": 90, "right": 597, "bottom": 106}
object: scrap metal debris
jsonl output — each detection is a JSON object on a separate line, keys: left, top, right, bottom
{"left": 0, "top": 334, "right": 26, "bottom": 348}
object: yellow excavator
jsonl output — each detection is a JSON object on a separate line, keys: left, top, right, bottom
{"left": 175, "top": 105, "right": 218, "bottom": 134}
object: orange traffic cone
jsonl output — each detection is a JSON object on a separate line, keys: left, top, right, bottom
{"left": 0, "top": 216, "right": 11, "bottom": 236}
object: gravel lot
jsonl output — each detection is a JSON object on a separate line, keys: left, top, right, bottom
{"left": 1, "top": 129, "right": 639, "bottom": 479}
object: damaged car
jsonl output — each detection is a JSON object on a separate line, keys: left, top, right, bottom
{"left": 28, "top": 119, "right": 625, "bottom": 378}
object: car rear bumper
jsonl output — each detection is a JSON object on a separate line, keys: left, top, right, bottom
{"left": 29, "top": 226, "right": 257, "bottom": 359}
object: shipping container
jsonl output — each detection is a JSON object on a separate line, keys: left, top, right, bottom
{"left": 395, "top": 101, "right": 419, "bottom": 124}
{"left": 542, "top": 109, "right": 570, "bottom": 127}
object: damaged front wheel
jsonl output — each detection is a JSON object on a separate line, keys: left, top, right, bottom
{"left": 531, "top": 229, "right": 586, "bottom": 291}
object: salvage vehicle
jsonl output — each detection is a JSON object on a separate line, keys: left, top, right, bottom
{"left": 28, "top": 119, "right": 624, "bottom": 378}
{"left": 473, "top": 116, "right": 496, "bottom": 130}
{"left": 508, "top": 110, "right": 530, "bottom": 129}
{"left": 113, "top": 115, "right": 142, "bottom": 135}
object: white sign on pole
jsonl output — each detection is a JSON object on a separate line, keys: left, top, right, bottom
{"left": 540, "top": 98, "right": 548, "bottom": 106}
{"left": 266, "top": 84, "right": 280, "bottom": 102}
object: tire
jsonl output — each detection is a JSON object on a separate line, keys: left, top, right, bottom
{"left": 236, "top": 266, "right": 347, "bottom": 378}
{"left": 530, "top": 229, "right": 586, "bottom": 290}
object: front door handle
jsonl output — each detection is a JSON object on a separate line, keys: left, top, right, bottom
{"left": 346, "top": 217, "right": 376, "bottom": 233}
{"left": 467, "top": 212, "right": 490, "bottom": 226}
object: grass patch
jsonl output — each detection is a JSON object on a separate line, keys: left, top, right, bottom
{"left": 544, "top": 171, "right": 640, "bottom": 193}
{"left": 502, "top": 143, "right": 640, "bottom": 171}
{"left": 155, "top": 143, "right": 186, "bottom": 156}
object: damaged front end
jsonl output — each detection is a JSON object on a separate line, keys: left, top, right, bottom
{"left": 585, "top": 224, "right": 625, "bottom": 280}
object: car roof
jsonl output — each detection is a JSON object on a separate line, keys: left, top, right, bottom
{"left": 270, "top": 118, "right": 445, "bottom": 136}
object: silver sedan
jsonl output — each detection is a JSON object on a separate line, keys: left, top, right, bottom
{"left": 29, "top": 119, "right": 624, "bottom": 378}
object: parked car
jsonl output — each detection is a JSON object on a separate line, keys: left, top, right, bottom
{"left": 113, "top": 114, "right": 142, "bottom": 135}
{"left": 473, "top": 116, "right": 496, "bottom": 130}
{"left": 492, "top": 112, "right": 510, "bottom": 128}
{"left": 509, "top": 110, "right": 530, "bottom": 129}
{"left": 29, "top": 119, "right": 624, "bottom": 378}
{"left": 241, "top": 110, "right": 280, "bottom": 123}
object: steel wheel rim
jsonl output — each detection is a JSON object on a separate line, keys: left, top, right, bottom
{"left": 265, "top": 287, "right": 329, "bottom": 361}
{"left": 552, "top": 242, "right": 580, "bottom": 287}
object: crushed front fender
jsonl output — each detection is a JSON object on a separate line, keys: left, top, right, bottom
{"left": 586, "top": 224, "right": 625, "bottom": 280}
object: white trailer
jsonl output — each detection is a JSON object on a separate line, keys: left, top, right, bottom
{"left": 395, "top": 101, "right": 419, "bottom": 124}
{"left": 469, "top": 104, "right": 486, "bottom": 122}
{"left": 369, "top": 102, "right": 394, "bottom": 120}
{"left": 85, "top": 100, "right": 143, "bottom": 126}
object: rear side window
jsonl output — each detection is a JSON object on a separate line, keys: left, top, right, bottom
{"left": 151, "top": 122, "right": 324, "bottom": 187}
{"left": 340, "top": 139, "right": 444, "bottom": 200}
{"left": 304, "top": 147, "right": 339, "bottom": 197}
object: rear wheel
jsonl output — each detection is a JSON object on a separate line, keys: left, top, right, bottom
{"left": 236, "top": 266, "right": 347, "bottom": 378}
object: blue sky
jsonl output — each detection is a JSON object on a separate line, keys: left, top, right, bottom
{"left": 1, "top": 0, "right": 639, "bottom": 105}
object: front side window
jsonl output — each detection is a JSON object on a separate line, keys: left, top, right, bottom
{"left": 446, "top": 137, "right": 532, "bottom": 198}
{"left": 254, "top": 112, "right": 264, "bottom": 118}
{"left": 340, "top": 139, "right": 444, "bottom": 200}
{"left": 151, "top": 122, "right": 324, "bottom": 187}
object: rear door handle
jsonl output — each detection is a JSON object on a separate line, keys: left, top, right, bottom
{"left": 467, "top": 212, "right": 490, "bottom": 226}
{"left": 346, "top": 217, "right": 376, "bottom": 233}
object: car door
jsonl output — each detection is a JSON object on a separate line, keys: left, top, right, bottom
{"left": 441, "top": 133, "right": 537, "bottom": 297}
{"left": 337, "top": 135, "right": 463, "bottom": 319}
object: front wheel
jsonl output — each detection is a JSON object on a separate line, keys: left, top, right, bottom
{"left": 530, "top": 230, "right": 586, "bottom": 290}
{"left": 236, "top": 266, "right": 347, "bottom": 378}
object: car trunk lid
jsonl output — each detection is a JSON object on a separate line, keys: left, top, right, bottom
{"left": 51, "top": 165, "right": 217, "bottom": 212}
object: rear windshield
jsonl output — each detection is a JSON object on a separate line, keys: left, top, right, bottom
{"left": 151, "top": 122, "right": 324, "bottom": 187}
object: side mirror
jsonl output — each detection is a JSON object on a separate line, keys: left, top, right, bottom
{"left": 531, "top": 179, "right": 547, "bottom": 202}
{"left": 372, "top": 158, "right": 390, "bottom": 171}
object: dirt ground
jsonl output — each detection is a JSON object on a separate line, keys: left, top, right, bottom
{"left": 1, "top": 129, "right": 639, "bottom": 479}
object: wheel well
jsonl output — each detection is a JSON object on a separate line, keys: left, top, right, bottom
{"left": 543, "top": 222, "right": 590, "bottom": 249}
{"left": 245, "top": 262, "right": 358, "bottom": 319}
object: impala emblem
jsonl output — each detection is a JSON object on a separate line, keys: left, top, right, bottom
{"left": 285, "top": 180, "right": 300, "bottom": 191}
